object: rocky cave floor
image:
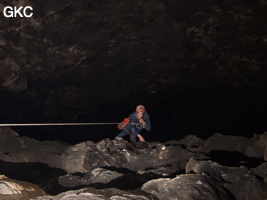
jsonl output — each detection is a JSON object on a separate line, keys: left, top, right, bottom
{"left": 0, "top": 127, "right": 267, "bottom": 200}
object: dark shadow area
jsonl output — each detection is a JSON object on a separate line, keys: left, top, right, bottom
{"left": 169, "top": 168, "right": 186, "bottom": 178}
{"left": 0, "top": 160, "right": 73, "bottom": 195}
{"left": 100, "top": 166, "right": 135, "bottom": 174}
{"left": 91, "top": 172, "right": 163, "bottom": 190}
{"left": 208, "top": 150, "right": 265, "bottom": 168}
{"left": 85, "top": 166, "right": 185, "bottom": 190}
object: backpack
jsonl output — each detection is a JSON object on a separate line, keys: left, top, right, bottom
{"left": 117, "top": 117, "right": 130, "bottom": 130}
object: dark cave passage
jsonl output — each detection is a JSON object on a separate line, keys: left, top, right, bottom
{"left": 1, "top": 87, "right": 266, "bottom": 144}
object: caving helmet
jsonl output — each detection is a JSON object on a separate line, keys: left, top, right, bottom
{"left": 136, "top": 105, "right": 145, "bottom": 113}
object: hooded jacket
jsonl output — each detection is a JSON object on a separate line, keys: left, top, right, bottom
{"left": 128, "top": 111, "right": 151, "bottom": 131}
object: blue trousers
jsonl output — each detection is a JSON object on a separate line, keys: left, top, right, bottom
{"left": 117, "top": 124, "right": 141, "bottom": 141}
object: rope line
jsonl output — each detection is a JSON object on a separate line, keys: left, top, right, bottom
{"left": 0, "top": 123, "right": 119, "bottom": 127}
{"left": 124, "top": 128, "right": 137, "bottom": 141}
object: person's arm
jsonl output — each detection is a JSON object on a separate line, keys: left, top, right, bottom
{"left": 129, "top": 112, "right": 136, "bottom": 122}
{"left": 140, "top": 114, "right": 151, "bottom": 131}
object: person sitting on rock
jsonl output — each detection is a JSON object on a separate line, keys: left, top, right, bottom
{"left": 116, "top": 105, "right": 151, "bottom": 142}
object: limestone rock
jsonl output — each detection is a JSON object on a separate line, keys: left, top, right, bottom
{"left": 58, "top": 174, "right": 84, "bottom": 188}
{"left": 58, "top": 168, "right": 124, "bottom": 188}
{"left": 246, "top": 132, "right": 267, "bottom": 160}
{"left": 186, "top": 157, "right": 267, "bottom": 200}
{"left": 34, "top": 187, "right": 154, "bottom": 200}
{"left": 83, "top": 139, "right": 193, "bottom": 172}
{"left": 142, "top": 174, "right": 232, "bottom": 200}
{"left": 137, "top": 163, "right": 186, "bottom": 177}
{"left": 198, "top": 133, "right": 252, "bottom": 154}
{"left": 0, "top": 127, "right": 21, "bottom": 153}
{"left": 252, "top": 162, "right": 267, "bottom": 183}
{"left": 165, "top": 134, "right": 206, "bottom": 148}
{"left": 60, "top": 141, "right": 96, "bottom": 173}
{"left": 82, "top": 168, "right": 124, "bottom": 185}
{"left": 0, "top": 175, "right": 44, "bottom": 200}
{"left": 0, "top": 127, "right": 69, "bottom": 166}
{"left": 1, "top": 127, "right": 267, "bottom": 200}
{"left": 59, "top": 138, "right": 193, "bottom": 173}
{"left": 0, "top": 127, "right": 19, "bottom": 139}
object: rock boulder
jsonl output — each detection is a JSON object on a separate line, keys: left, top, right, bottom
{"left": 0, "top": 175, "right": 44, "bottom": 200}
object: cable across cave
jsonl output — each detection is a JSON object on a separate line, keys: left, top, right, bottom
{"left": 0, "top": 123, "right": 119, "bottom": 127}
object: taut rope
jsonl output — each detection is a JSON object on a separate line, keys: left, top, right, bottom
{"left": 0, "top": 123, "right": 118, "bottom": 127}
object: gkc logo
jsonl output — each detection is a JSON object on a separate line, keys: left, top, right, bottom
{"left": 3, "top": 6, "right": 33, "bottom": 18}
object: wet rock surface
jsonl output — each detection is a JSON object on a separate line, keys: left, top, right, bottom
{"left": 0, "top": 127, "right": 267, "bottom": 199}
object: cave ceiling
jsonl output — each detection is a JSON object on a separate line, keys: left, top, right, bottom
{"left": 0, "top": 0, "right": 266, "bottom": 122}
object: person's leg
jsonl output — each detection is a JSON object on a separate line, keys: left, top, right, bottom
{"left": 130, "top": 127, "right": 141, "bottom": 141}
{"left": 116, "top": 124, "right": 131, "bottom": 138}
